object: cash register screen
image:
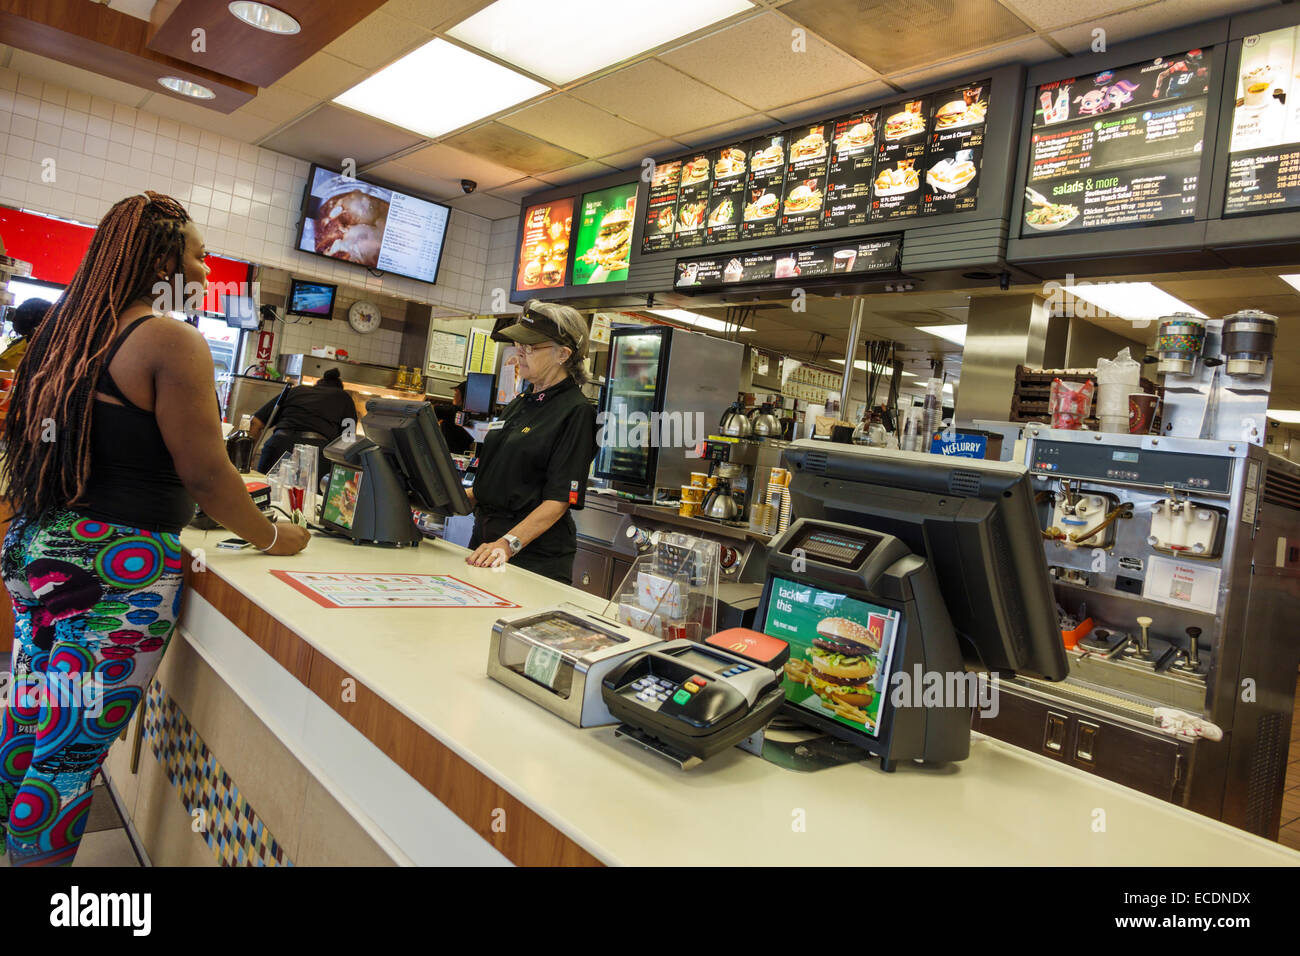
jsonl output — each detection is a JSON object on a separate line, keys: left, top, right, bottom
{"left": 763, "top": 577, "right": 901, "bottom": 738}
{"left": 321, "top": 464, "right": 363, "bottom": 532}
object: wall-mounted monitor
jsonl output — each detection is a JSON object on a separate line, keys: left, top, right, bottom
{"left": 515, "top": 197, "right": 575, "bottom": 292}
{"left": 296, "top": 164, "right": 451, "bottom": 284}
{"left": 220, "top": 293, "right": 259, "bottom": 330}
{"left": 572, "top": 182, "right": 636, "bottom": 285}
{"left": 287, "top": 278, "right": 338, "bottom": 318}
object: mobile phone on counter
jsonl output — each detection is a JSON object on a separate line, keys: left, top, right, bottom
{"left": 217, "top": 537, "right": 251, "bottom": 550}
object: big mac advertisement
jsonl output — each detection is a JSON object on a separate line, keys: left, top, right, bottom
{"left": 764, "top": 577, "right": 900, "bottom": 737}
{"left": 572, "top": 182, "right": 636, "bottom": 285}
{"left": 515, "top": 198, "right": 574, "bottom": 291}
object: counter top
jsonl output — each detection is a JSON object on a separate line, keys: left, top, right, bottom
{"left": 179, "top": 527, "right": 1300, "bottom": 866}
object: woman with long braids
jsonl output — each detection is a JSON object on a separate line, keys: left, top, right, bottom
{"left": 0, "top": 191, "right": 309, "bottom": 866}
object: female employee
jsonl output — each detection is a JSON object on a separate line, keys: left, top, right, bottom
{"left": 465, "top": 300, "right": 597, "bottom": 582}
{"left": 0, "top": 191, "right": 309, "bottom": 866}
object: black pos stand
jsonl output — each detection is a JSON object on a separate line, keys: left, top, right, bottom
{"left": 320, "top": 435, "right": 421, "bottom": 547}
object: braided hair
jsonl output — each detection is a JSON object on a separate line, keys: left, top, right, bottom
{"left": 2, "top": 191, "right": 192, "bottom": 519}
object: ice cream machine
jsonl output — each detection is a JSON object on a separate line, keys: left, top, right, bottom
{"left": 972, "top": 426, "right": 1300, "bottom": 838}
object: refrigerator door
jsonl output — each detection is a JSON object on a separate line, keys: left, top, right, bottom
{"left": 594, "top": 326, "right": 669, "bottom": 489}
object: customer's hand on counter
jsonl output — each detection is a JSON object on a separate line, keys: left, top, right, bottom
{"left": 466, "top": 538, "right": 509, "bottom": 569}
{"left": 259, "top": 519, "right": 311, "bottom": 556}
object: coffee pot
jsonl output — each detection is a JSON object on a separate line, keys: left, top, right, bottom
{"left": 751, "top": 402, "right": 782, "bottom": 438}
{"left": 701, "top": 477, "right": 740, "bottom": 520}
{"left": 719, "top": 400, "right": 753, "bottom": 438}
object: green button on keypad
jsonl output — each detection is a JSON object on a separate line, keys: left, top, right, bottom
{"left": 672, "top": 689, "right": 691, "bottom": 705}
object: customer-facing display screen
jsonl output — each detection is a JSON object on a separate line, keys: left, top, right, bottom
{"left": 1224, "top": 26, "right": 1300, "bottom": 215}
{"left": 764, "top": 577, "right": 900, "bottom": 738}
{"left": 322, "top": 464, "right": 363, "bottom": 531}
{"left": 1022, "top": 49, "right": 1212, "bottom": 235}
{"left": 640, "top": 78, "right": 990, "bottom": 253}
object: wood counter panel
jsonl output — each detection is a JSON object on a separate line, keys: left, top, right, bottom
{"left": 184, "top": 561, "right": 603, "bottom": 867}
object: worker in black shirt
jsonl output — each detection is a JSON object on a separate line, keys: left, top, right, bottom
{"left": 249, "top": 367, "right": 358, "bottom": 473}
{"left": 465, "top": 300, "right": 597, "bottom": 583}
{"left": 434, "top": 380, "right": 474, "bottom": 455}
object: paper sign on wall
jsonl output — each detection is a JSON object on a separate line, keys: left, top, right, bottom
{"left": 590, "top": 312, "right": 612, "bottom": 346}
{"left": 1142, "top": 555, "right": 1221, "bottom": 612}
{"left": 466, "top": 326, "right": 497, "bottom": 374}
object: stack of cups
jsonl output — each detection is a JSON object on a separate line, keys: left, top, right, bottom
{"left": 1097, "top": 355, "right": 1139, "bottom": 434}
{"left": 680, "top": 484, "right": 704, "bottom": 517}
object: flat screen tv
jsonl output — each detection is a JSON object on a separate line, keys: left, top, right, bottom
{"left": 296, "top": 164, "right": 451, "bottom": 284}
{"left": 287, "top": 278, "right": 338, "bottom": 318}
{"left": 220, "top": 293, "right": 259, "bottom": 330}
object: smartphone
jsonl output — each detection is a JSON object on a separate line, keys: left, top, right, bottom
{"left": 217, "top": 537, "right": 251, "bottom": 550}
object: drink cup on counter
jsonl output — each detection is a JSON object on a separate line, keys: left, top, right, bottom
{"left": 1129, "top": 393, "right": 1159, "bottom": 434}
{"left": 678, "top": 501, "right": 700, "bottom": 518}
{"left": 689, "top": 471, "right": 709, "bottom": 487}
{"left": 680, "top": 485, "right": 705, "bottom": 503}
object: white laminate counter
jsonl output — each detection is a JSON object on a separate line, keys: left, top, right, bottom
{"left": 179, "top": 527, "right": 1300, "bottom": 866}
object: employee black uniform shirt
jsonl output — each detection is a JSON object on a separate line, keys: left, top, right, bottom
{"left": 253, "top": 384, "right": 358, "bottom": 438}
{"left": 471, "top": 376, "right": 597, "bottom": 579}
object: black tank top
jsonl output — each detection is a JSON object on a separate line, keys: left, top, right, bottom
{"left": 72, "top": 316, "right": 194, "bottom": 533}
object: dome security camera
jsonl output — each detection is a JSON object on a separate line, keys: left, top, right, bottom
{"left": 461, "top": 179, "right": 477, "bottom": 194}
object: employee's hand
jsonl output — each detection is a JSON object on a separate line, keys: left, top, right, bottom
{"left": 466, "top": 538, "right": 510, "bottom": 569}
{"left": 260, "top": 520, "right": 311, "bottom": 556}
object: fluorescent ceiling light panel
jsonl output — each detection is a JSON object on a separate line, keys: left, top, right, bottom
{"left": 832, "top": 359, "right": 916, "bottom": 378}
{"left": 449, "top": 0, "right": 754, "bottom": 84}
{"left": 1279, "top": 274, "right": 1300, "bottom": 294}
{"left": 1066, "top": 282, "right": 1204, "bottom": 323}
{"left": 334, "top": 39, "right": 548, "bottom": 138}
{"left": 917, "top": 324, "right": 967, "bottom": 346}
{"left": 1268, "top": 408, "right": 1300, "bottom": 424}
{"left": 647, "top": 309, "right": 753, "bottom": 333}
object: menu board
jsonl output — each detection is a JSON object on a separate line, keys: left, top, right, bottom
{"left": 873, "top": 97, "right": 930, "bottom": 219}
{"left": 674, "top": 151, "right": 711, "bottom": 250}
{"left": 822, "top": 109, "right": 880, "bottom": 229}
{"left": 674, "top": 234, "right": 901, "bottom": 290}
{"left": 515, "top": 198, "right": 574, "bottom": 291}
{"left": 1224, "top": 27, "right": 1300, "bottom": 216}
{"left": 742, "top": 133, "right": 787, "bottom": 240}
{"left": 1022, "top": 49, "right": 1211, "bottom": 236}
{"left": 642, "top": 160, "right": 682, "bottom": 253}
{"left": 921, "top": 81, "right": 988, "bottom": 215}
{"left": 572, "top": 182, "right": 636, "bottom": 284}
{"left": 705, "top": 143, "right": 747, "bottom": 244}
{"left": 780, "top": 122, "right": 832, "bottom": 234}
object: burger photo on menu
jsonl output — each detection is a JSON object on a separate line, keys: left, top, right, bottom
{"left": 884, "top": 105, "right": 927, "bottom": 140}
{"left": 933, "top": 90, "right": 988, "bottom": 130}
{"left": 926, "top": 156, "right": 978, "bottom": 193}
{"left": 874, "top": 162, "right": 920, "bottom": 196}
{"left": 651, "top": 160, "right": 682, "bottom": 190}
{"left": 516, "top": 198, "right": 573, "bottom": 291}
{"left": 750, "top": 142, "right": 785, "bottom": 171}
{"left": 781, "top": 615, "right": 892, "bottom": 730}
{"left": 743, "top": 191, "right": 779, "bottom": 221}
{"left": 790, "top": 127, "right": 828, "bottom": 161}
{"left": 835, "top": 120, "right": 875, "bottom": 152}
{"left": 681, "top": 156, "right": 710, "bottom": 186}
{"left": 783, "top": 181, "right": 823, "bottom": 215}
{"left": 714, "top": 147, "right": 747, "bottom": 179}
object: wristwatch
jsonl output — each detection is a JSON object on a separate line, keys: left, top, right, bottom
{"left": 503, "top": 534, "right": 523, "bottom": 555}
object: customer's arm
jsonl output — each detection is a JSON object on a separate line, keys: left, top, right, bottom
{"left": 154, "top": 323, "right": 308, "bottom": 555}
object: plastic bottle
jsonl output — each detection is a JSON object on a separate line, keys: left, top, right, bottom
{"left": 225, "top": 415, "right": 254, "bottom": 473}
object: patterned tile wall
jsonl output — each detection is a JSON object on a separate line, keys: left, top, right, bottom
{"left": 0, "top": 67, "right": 493, "bottom": 319}
{"left": 141, "top": 679, "right": 292, "bottom": 867}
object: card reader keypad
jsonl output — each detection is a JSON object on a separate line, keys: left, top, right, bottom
{"left": 632, "top": 676, "right": 678, "bottom": 706}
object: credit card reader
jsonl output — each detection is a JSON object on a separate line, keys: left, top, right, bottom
{"left": 601, "top": 639, "right": 786, "bottom": 769}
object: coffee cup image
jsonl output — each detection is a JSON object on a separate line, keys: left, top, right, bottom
{"left": 833, "top": 249, "right": 857, "bottom": 272}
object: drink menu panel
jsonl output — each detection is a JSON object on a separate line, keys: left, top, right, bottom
{"left": 1022, "top": 49, "right": 1211, "bottom": 236}
{"left": 639, "top": 79, "right": 992, "bottom": 252}
{"left": 1224, "top": 26, "right": 1300, "bottom": 216}
{"left": 674, "top": 234, "right": 901, "bottom": 290}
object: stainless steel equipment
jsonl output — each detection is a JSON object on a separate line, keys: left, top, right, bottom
{"left": 1221, "top": 310, "right": 1278, "bottom": 379}
{"left": 701, "top": 478, "right": 740, "bottom": 520}
{"left": 751, "top": 402, "right": 782, "bottom": 437}
{"left": 595, "top": 327, "right": 744, "bottom": 496}
{"left": 974, "top": 426, "right": 1300, "bottom": 838}
{"left": 1159, "top": 318, "right": 1276, "bottom": 446}
{"left": 224, "top": 374, "right": 288, "bottom": 431}
{"left": 720, "top": 400, "right": 753, "bottom": 438}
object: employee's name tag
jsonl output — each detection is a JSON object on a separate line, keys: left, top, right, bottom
{"left": 486, "top": 420, "right": 505, "bottom": 431}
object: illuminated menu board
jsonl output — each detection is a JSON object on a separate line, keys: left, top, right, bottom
{"left": 1021, "top": 49, "right": 1211, "bottom": 236}
{"left": 515, "top": 197, "right": 574, "bottom": 291}
{"left": 639, "top": 79, "right": 990, "bottom": 253}
{"left": 1224, "top": 26, "right": 1300, "bottom": 216}
{"left": 674, "top": 234, "right": 901, "bottom": 290}
{"left": 571, "top": 183, "right": 636, "bottom": 285}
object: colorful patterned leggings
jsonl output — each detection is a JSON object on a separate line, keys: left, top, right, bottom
{"left": 0, "top": 510, "right": 184, "bottom": 866}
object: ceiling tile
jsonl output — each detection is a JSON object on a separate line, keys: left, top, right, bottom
{"left": 487, "top": 177, "right": 552, "bottom": 202}
{"left": 890, "top": 36, "right": 1057, "bottom": 89}
{"left": 596, "top": 137, "right": 684, "bottom": 172}
{"left": 536, "top": 160, "right": 617, "bottom": 185}
{"left": 265, "top": 105, "right": 426, "bottom": 168}
{"left": 998, "top": 0, "right": 1137, "bottom": 31}
{"left": 440, "top": 122, "right": 586, "bottom": 177}
{"left": 781, "top": 0, "right": 1031, "bottom": 75}
{"left": 674, "top": 113, "right": 778, "bottom": 148}
{"left": 323, "top": 11, "right": 434, "bottom": 70}
{"left": 381, "top": 142, "right": 526, "bottom": 194}
{"left": 362, "top": 159, "right": 455, "bottom": 199}
{"left": 275, "top": 53, "right": 371, "bottom": 101}
{"left": 765, "top": 80, "right": 893, "bottom": 124}
{"left": 6, "top": 50, "right": 151, "bottom": 109}
{"left": 382, "top": 0, "right": 505, "bottom": 31}
{"left": 497, "top": 95, "right": 658, "bottom": 159}
{"left": 1049, "top": 0, "right": 1261, "bottom": 55}
{"left": 239, "top": 86, "right": 319, "bottom": 125}
{"left": 572, "top": 59, "right": 754, "bottom": 138}
{"left": 447, "top": 191, "right": 520, "bottom": 220}
{"left": 659, "top": 10, "right": 880, "bottom": 111}
{"left": 143, "top": 94, "right": 281, "bottom": 142}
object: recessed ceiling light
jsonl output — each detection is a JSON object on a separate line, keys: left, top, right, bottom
{"left": 1064, "top": 282, "right": 1204, "bottom": 323}
{"left": 158, "top": 77, "right": 215, "bottom": 99}
{"left": 1268, "top": 408, "right": 1300, "bottom": 424}
{"left": 333, "top": 39, "right": 548, "bottom": 139}
{"left": 449, "top": 0, "right": 754, "bottom": 84}
{"left": 646, "top": 309, "right": 753, "bottom": 333}
{"left": 917, "top": 324, "right": 967, "bottom": 346}
{"left": 228, "top": 1, "right": 301, "bottom": 35}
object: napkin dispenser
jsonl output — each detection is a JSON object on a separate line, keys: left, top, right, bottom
{"left": 488, "top": 606, "right": 663, "bottom": 727}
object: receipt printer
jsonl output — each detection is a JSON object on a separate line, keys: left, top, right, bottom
{"left": 601, "top": 638, "right": 786, "bottom": 768}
